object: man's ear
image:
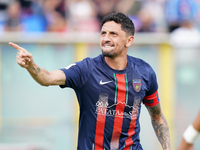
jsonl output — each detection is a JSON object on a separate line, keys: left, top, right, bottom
{"left": 126, "top": 36, "right": 134, "bottom": 47}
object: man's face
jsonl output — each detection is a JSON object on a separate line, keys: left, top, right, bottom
{"left": 100, "top": 21, "right": 128, "bottom": 58}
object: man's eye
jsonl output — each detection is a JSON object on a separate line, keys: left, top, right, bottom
{"left": 112, "top": 32, "right": 117, "bottom": 35}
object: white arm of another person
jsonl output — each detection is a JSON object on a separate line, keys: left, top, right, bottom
{"left": 9, "top": 42, "right": 66, "bottom": 86}
{"left": 178, "top": 110, "right": 200, "bottom": 150}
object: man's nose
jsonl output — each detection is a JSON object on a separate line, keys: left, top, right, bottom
{"left": 103, "top": 34, "right": 111, "bottom": 41}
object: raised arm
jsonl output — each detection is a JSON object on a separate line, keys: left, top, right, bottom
{"left": 145, "top": 103, "right": 171, "bottom": 150}
{"left": 9, "top": 42, "right": 66, "bottom": 86}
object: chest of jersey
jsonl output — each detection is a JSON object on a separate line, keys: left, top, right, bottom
{"left": 81, "top": 65, "right": 147, "bottom": 120}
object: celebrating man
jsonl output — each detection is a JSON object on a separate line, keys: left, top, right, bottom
{"left": 9, "top": 12, "right": 171, "bottom": 150}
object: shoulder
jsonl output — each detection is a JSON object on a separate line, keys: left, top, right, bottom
{"left": 128, "top": 56, "right": 158, "bottom": 95}
{"left": 83, "top": 54, "right": 103, "bottom": 67}
{"left": 74, "top": 54, "right": 102, "bottom": 71}
{"left": 91, "top": 54, "right": 103, "bottom": 63}
{"left": 81, "top": 54, "right": 102, "bottom": 63}
{"left": 76, "top": 57, "right": 93, "bottom": 67}
{"left": 128, "top": 55, "right": 153, "bottom": 71}
{"left": 128, "top": 55, "right": 157, "bottom": 84}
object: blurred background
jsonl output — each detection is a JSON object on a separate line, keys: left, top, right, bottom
{"left": 0, "top": 0, "right": 200, "bottom": 149}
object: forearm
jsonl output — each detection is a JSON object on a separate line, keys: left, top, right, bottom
{"left": 178, "top": 137, "right": 193, "bottom": 150}
{"left": 152, "top": 114, "right": 171, "bottom": 150}
{"left": 9, "top": 42, "right": 66, "bottom": 86}
{"left": 26, "top": 62, "right": 51, "bottom": 86}
{"left": 178, "top": 110, "right": 200, "bottom": 150}
{"left": 193, "top": 110, "right": 200, "bottom": 132}
{"left": 146, "top": 104, "right": 171, "bottom": 150}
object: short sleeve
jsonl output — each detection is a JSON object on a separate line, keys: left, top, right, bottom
{"left": 59, "top": 58, "right": 92, "bottom": 89}
{"left": 143, "top": 90, "right": 159, "bottom": 106}
{"left": 143, "top": 66, "right": 159, "bottom": 106}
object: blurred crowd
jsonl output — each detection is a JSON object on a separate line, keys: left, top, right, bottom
{"left": 0, "top": 0, "right": 200, "bottom": 34}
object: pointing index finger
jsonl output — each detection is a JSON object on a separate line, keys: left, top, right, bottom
{"left": 9, "top": 42, "right": 25, "bottom": 53}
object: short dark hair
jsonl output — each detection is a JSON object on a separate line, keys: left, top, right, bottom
{"left": 101, "top": 12, "right": 135, "bottom": 36}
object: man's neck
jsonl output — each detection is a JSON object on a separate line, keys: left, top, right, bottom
{"left": 104, "top": 55, "right": 128, "bottom": 70}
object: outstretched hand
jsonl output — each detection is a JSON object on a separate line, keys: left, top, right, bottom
{"left": 9, "top": 42, "right": 34, "bottom": 68}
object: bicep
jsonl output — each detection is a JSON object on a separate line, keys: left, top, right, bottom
{"left": 49, "top": 70, "right": 66, "bottom": 85}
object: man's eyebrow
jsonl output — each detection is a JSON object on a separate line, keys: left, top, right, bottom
{"left": 101, "top": 30, "right": 118, "bottom": 33}
{"left": 110, "top": 31, "right": 117, "bottom": 33}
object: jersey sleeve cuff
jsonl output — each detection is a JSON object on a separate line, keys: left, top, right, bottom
{"left": 59, "top": 68, "right": 67, "bottom": 88}
{"left": 143, "top": 90, "right": 160, "bottom": 106}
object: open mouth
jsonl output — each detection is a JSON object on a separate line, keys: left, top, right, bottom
{"left": 103, "top": 43, "right": 114, "bottom": 48}
{"left": 104, "top": 45, "right": 113, "bottom": 48}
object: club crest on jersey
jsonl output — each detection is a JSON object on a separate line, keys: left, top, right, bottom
{"left": 133, "top": 79, "right": 141, "bottom": 92}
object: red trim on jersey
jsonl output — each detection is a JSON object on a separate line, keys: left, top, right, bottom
{"left": 94, "top": 104, "right": 107, "bottom": 150}
{"left": 110, "top": 74, "right": 126, "bottom": 150}
{"left": 143, "top": 90, "right": 159, "bottom": 106}
{"left": 124, "top": 116, "right": 137, "bottom": 149}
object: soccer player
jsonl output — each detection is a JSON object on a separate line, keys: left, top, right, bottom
{"left": 178, "top": 110, "right": 200, "bottom": 150}
{"left": 9, "top": 12, "right": 171, "bottom": 150}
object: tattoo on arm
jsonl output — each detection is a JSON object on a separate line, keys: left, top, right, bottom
{"left": 146, "top": 104, "right": 171, "bottom": 150}
{"left": 60, "top": 70, "right": 65, "bottom": 74}
{"left": 37, "top": 67, "right": 41, "bottom": 73}
{"left": 31, "top": 66, "right": 41, "bottom": 76}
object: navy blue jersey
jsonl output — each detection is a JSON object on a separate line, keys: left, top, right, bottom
{"left": 60, "top": 54, "right": 159, "bottom": 150}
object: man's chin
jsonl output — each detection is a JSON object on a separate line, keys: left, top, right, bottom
{"left": 102, "top": 51, "right": 115, "bottom": 58}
